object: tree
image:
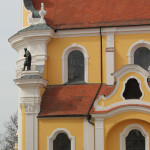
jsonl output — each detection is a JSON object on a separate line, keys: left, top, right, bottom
{"left": 0, "top": 112, "right": 18, "bottom": 150}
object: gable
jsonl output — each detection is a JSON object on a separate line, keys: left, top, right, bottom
{"left": 93, "top": 65, "right": 150, "bottom": 113}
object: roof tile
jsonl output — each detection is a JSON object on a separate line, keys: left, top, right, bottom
{"left": 32, "top": 0, "right": 150, "bottom": 29}
{"left": 39, "top": 84, "right": 115, "bottom": 117}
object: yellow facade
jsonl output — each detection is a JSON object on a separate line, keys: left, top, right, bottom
{"left": 43, "top": 33, "right": 150, "bottom": 85}
{"left": 105, "top": 111, "right": 150, "bottom": 150}
{"left": 115, "top": 33, "right": 150, "bottom": 71}
{"left": 97, "top": 72, "right": 150, "bottom": 107}
{"left": 21, "top": 4, "right": 150, "bottom": 150}
{"left": 38, "top": 118, "right": 84, "bottom": 150}
{"left": 21, "top": 1, "right": 30, "bottom": 28}
{"left": 46, "top": 36, "right": 102, "bottom": 84}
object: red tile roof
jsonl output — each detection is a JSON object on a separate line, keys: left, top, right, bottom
{"left": 32, "top": 0, "right": 150, "bottom": 29}
{"left": 38, "top": 84, "right": 115, "bottom": 117}
{"left": 39, "top": 84, "right": 99, "bottom": 117}
{"left": 97, "top": 84, "right": 116, "bottom": 97}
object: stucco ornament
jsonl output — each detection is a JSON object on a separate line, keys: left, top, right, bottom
{"left": 39, "top": 3, "right": 47, "bottom": 23}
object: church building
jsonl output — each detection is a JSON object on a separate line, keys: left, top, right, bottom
{"left": 9, "top": 0, "right": 150, "bottom": 150}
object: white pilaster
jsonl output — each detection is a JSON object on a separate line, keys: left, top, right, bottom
{"left": 106, "top": 34, "right": 115, "bottom": 85}
{"left": 14, "top": 71, "right": 48, "bottom": 150}
{"left": 18, "top": 88, "right": 22, "bottom": 150}
{"left": 84, "top": 119, "right": 94, "bottom": 150}
{"left": 24, "top": 114, "right": 38, "bottom": 150}
{"left": 95, "top": 118, "right": 104, "bottom": 150}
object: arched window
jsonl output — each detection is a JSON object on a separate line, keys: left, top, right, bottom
{"left": 123, "top": 78, "right": 142, "bottom": 100}
{"left": 134, "top": 47, "right": 150, "bottom": 71}
{"left": 120, "top": 124, "right": 149, "bottom": 150}
{"left": 62, "top": 44, "right": 89, "bottom": 84}
{"left": 47, "top": 128, "right": 75, "bottom": 150}
{"left": 126, "top": 129, "right": 145, "bottom": 150}
{"left": 53, "top": 133, "right": 71, "bottom": 150}
{"left": 68, "top": 50, "right": 84, "bottom": 83}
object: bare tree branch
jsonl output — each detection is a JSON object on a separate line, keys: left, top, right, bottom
{"left": 0, "top": 112, "right": 18, "bottom": 150}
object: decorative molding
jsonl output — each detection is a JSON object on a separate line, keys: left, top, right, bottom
{"left": 94, "top": 64, "right": 150, "bottom": 111}
{"left": 47, "top": 128, "right": 75, "bottom": 150}
{"left": 54, "top": 28, "right": 100, "bottom": 38}
{"left": 9, "top": 29, "right": 54, "bottom": 77}
{"left": 127, "top": 40, "right": 150, "bottom": 64}
{"left": 112, "top": 64, "right": 150, "bottom": 79}
{"left": 120, "top": 124, "right": 149, "bottom": 150}
{"left": 94, "top": 99, "right": 150, "bottom": 112}
{"left": 102, "top": 26, "right": 150, "bottom": 35}
{"left": 92, "top": 105, "right": 150, "bottom": 119}
{"left": 22, "top": 103, "right": 40, "bottom": 115}
{"left": 106, "top": 47, "right": 114, "bottom": 52}
{"left": 14, "top": 76, "right": 48, "bottom": 114}
{"left": 112, "top": 64, "right": 150, "bottom": 78}
{"left": 113, "top": 64, "right": 150, "bottom": 92}
{"left": 54, "top": 25, "right": 150, "bottom": 38}
{"left": 62, "top": 43, "right": 89, "bottom": 84}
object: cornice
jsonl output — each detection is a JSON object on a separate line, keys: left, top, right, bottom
{"left": 8, "top": 29, "right": 54, "bottom": 50}
{"left": 54, "top": 25, "right": 150, "bottom": 38}
{"left": 14, "top": 77, "right": 48, "bottom": 87}
{"left": 112, "top": 64, "right": 150, "bottom": 79}
{"left": 92, "top": 104, "right": 150, "bottom": 119}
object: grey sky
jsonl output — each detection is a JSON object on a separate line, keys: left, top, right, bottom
{"left": 0, "top": 1, "right": 21, "bottom": 132}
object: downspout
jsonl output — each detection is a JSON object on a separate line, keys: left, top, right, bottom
{"left": 86, "top": 27, "right": 103, "bottom": 150}
{"left": 87, "top": 27, "right": 103, "bottom": 124}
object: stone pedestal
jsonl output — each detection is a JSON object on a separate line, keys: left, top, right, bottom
{"left": 14, "top": 71, "right": 48, "bottom": 150}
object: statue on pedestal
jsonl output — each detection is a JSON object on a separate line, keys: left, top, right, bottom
{"left": 22, "top": 48, "right": 31, "bottom": 71}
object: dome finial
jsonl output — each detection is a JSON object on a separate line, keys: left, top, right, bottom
{"left": 39, "top": 3, "right": 47, "bottom": 23}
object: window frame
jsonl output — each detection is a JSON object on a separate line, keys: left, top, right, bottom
{"left": 120, "top": 124, "right": 149, "bottom": 150}
{"left": 47, "top": 128, "right": 75, "bottom": 150}
{"left": 127, "top": 40, "right": 150, "bottom": 64}
{"left": 62, "top": 43, "right": 89, "bottom": 84}
{"left": 68, "top": 50, "right": 85, "bottom": 83}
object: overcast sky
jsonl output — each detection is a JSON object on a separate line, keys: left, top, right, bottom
{"left": 0, "top": 1, "right": 21, "bottom": 132}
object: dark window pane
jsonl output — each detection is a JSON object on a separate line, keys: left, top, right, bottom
{"left": 68, "top": 50, "right": 84, "bottom": 83}
{"left": 123, "top": 78, "right": 142, "bottom": 99}
{"left": 134, "top": 47, "right": 150, "bottom": 71}
{"left": 53, "top": 133, "right": 71, "bottom": 150}
{"left": 126, "top": 129, "right": 145, "bottom": 150}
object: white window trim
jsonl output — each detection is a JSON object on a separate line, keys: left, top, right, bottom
{"left": 62, "top": 43, "right": 89, "bottom": 84}
{"left": 120, "top": 124, "right": 149, "bottom": 150}
{"left": 47, "top": 128, "right": 75, "bottom": 150}
{"left": 127, "top": 40, "right": 150, "bottom": 64}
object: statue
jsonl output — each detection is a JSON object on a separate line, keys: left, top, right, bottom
{"left": 22, "top": 48, "right": 31, "bottom": 71}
